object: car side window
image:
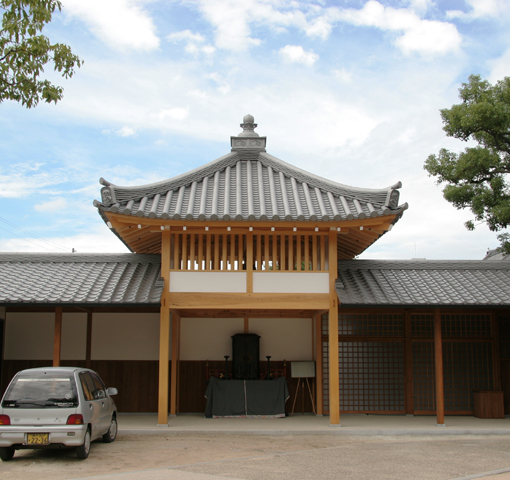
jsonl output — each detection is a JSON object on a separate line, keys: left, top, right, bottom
{"left": 90, "top": 373, "right": 105, "bottom": 399}
{"left": 79, "top": 372, "right": 94, "bottom": 401}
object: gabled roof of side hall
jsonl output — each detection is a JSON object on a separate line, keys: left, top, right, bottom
{"left": 94, "top": 116, "right": 408, "bottom": 225}
{"left": 0, "top": 253, "right": 162, "bottom": 306}
{"left": 336, "top": 259, "right": 510, "bottom": 307}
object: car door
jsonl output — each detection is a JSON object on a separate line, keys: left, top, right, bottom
{"left": 90, "top": 372, "right": 111, "bottom": 434}
{"left": 78, "top": 372, "right": 103, "bottom": 439}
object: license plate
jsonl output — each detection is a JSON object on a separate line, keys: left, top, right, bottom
{"left": 27, "top": 433, "right": 49, "bottom": 445}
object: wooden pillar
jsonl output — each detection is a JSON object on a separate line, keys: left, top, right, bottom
{"left": 53, "top": 307, "right": 62, "bottom": 367}
{"left": 404, "top": 310, "right": 414, "bottom": 414}
{"left": 86, "top": 311, "right": 93, "bottom": 369}
{"left": 170, "top": 313, "right": 179, "bottom": 416}
{"left": 328, "top": 230, "right": 340, "bottom": 425}
{"left": 434, "top": 308, "right": 445, "bottom": 426}
{"left": 315, "top": 313, "right": 323, "bottom": 415}
{"left": 158, "top": 229, "right": 171, "bottom": 426}
{"left": 244, "top": 318, "right": 249, "bottom": 333}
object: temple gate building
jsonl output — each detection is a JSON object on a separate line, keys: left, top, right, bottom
{"left": 1, "top": 115, "right": 510, "bottom": 425}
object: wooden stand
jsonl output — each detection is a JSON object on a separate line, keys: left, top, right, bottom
{"left": 291, "top": 377, "right": 316, "bottom": 415}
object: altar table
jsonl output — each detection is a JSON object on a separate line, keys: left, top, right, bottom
{"left": 204, "top": 376, "right": 289, "bottom": 418}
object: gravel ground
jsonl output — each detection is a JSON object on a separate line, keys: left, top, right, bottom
{"left": 1, "top": 434, "right": 510, "bottom": 480}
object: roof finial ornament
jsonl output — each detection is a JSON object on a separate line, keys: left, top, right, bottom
{"left": 239, "top": 114, "right": 259, "bottom": 137}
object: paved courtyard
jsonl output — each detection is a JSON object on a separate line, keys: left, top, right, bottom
{"left": 2, "top": 415, "right": 510, "bottom": 480}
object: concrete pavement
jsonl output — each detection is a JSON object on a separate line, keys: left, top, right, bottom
{"left": 118, "top": 412, "right": 510, "bottom": 436}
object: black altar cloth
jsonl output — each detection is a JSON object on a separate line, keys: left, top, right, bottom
{"left": 204, "top": 376, "right": 289, "bottom": 418}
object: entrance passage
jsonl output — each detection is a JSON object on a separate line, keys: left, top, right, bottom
{"left": 322, "top": 312, "right": 497, "bottom": 415}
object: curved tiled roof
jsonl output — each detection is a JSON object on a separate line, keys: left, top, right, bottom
{"left": 94, "top": 145, "right": 407, "bottom": 224}
{"left": 336, "top": 260, "right": 510, "bottom": 306}
{"left": 0, "top": 253, "right": 162, "bottom": 305}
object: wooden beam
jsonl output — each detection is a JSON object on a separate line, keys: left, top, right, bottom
{"left": 170, "top": 313, "right": 179, "bottom": 416}
{"left": 168, "top": 292, "right": 330, "bottom": 310}
{"left": 53, "top": 307, "right": 62, "bottom": 367}
{"left": 434, "top": 308, "right": 445, "bottom": 426}
{"left": 315, "top": 313, "right": 323, "bottom": 415}
{"left": 86, "top": 311, "right": 93, "bottom": 369}
{"left": 105, "top": 211, "right": 397, "bottom": 230}
{"left": 328, "top": 230, "right": 340, "bottom": 425}
{"left": 173, "top": 308, "right": 322, "bottom": 318}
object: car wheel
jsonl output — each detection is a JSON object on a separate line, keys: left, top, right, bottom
{"left": 76, "top": 428, "right": 91, "bottom": 459}
{"left": 0, "top": 447, "right": 15, "bottom": 461}
{"left": 102, "top": 415, "right": 117, "bottom": 443}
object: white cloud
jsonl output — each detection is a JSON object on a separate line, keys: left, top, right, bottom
{"left": 279, "top": 45, "right": 319, "bottom": 66}
{"left": 63, "top": 0, "right": 159, "bottom": 51}
{"left": 154, "top": 107, "right": 189, "bottom": 121}
{"left": 0, "top": 164, "right": 67, "bottom": 198}
{"left": 207, "top": 73, "right": 231, "bottom": 95}
{"left": 328, "top": 1, "right": 461, "bottom": 55}
{"left": 489, "top": 47, "right": 510, "bottom": 82}
{"left": 0, "top": 228, "right": 130, "bottom": 253}
{"left": 333, "top": 68, "right": 352, "bottom": 83}
{"left": 446, "top": 0, "right": 508, "bottom": 20}
{"left": 116, "top": 126, "right": 136, "bottom": 137}
{"left": 167, "top": 29, "right": 216, "bottom": 56}
{"left": 183, "top": 0, "right": 459, "bottom": 56}
{"left": 167, "top": 30, "right": 206, "bottom": 43}
{"left": 34, "top": 198, "right": 68, "bottom": 213}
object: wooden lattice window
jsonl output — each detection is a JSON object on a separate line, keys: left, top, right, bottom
{"left": 412, "top": 342, "right": 436, "bottom": 413}
{"left": 413, "top": 341, "right": 494, "bottom": 414}
{"left": 338, "top": 342, "right": 405, "bottom": 413}
{"left": 443, "top": 342, "right": 493, "bottom": 412}
{"left": 338, "top": 314, "right": 404, "bottom": 337}
{"left": 411, "top": 314, "right": 434, "bottom": 337}
{"left": 498, "top": 315, "right": 510, "bottom": 359}
{"left": 442, "top": 314, "right": 492, "bottom": 337}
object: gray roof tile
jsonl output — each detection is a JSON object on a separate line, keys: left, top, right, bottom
{"left": 0, "top": 253, "right": 162, "bottom": 305}
{"left": 336, "top": 260, "right": 510, "bottom": 306}
{"left": 95, "top": 149, "right": 407, "bottom": 224}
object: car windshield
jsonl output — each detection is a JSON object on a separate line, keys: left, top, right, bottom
{"left": 1, "top": 372, "right": 79, "bottom": 408}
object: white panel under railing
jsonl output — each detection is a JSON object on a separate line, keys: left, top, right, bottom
{"left": 253, "top": 272, "right": 329, "bottom": 293}
{"left": 169, "top": 272, "right": 247, "bottom": 293}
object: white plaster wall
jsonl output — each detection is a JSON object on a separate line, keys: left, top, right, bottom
{"left": 169, "top": 272, "right": 247, "bottom": 292}
{"left": 4, "top": 312, "right": 55, "bottom": 360}
{"left": 249, "top": 318, "right": 313, "bottom": 361}
{"left": 4, "top": 311, "right": 162, "bottom": 361}
{"left": 91, "top": 313, "right": 160, "bottom": 360}
{"left": 179, "top": 317, "right": 312, "bottom": 361}
{"left": 61, "top": 313, "right": 87, "bottom": 360}
{"left": 253, "top": 273, "right": 329, "bottom": 293}
{"left": 180, "top": 318, "right": 244, "bottom": 360}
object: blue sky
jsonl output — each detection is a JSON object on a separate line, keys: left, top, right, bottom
{"left": 1, "top": 0, "right": 510, "bottom": 259}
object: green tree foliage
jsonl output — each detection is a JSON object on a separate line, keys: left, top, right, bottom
{"left": 0, "top": 0, "right": 82, "bottom": 108}
{"left": 424, "top": 74, "right": 510, "bottom": 253}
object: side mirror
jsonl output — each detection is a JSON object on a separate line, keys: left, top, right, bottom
{"left": 106, "top": 387, "right": 118, "bottom": 396}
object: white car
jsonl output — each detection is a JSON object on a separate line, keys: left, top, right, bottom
{"left": 0, "top": 367, "right": 118, "bottom": 460}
